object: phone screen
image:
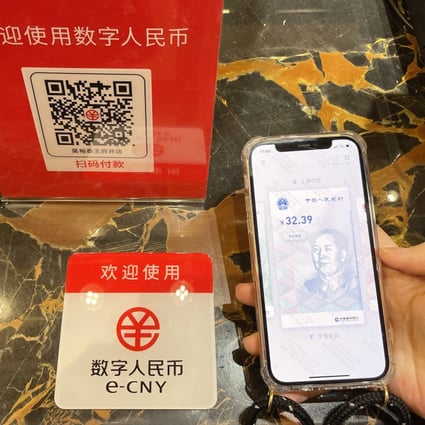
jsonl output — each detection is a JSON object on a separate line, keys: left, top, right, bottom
{"left": 249, "top": 135, "right": 389, "bottom": 386}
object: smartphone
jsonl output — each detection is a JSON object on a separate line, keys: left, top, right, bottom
{"left": 242, "top": 131, "right": 392, "bottom": 392}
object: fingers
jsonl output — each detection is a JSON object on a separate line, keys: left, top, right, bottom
{"left": 235, "top": 282, "right": 255, "bottom": 307}
{"left": 377, "top": 226, "right": 397, "bottom": 248}
{"left": 235, "top": 283, "right": 259, "bottom": 354}
{"left": 242, "top": 332, "right": 260, "bottom": 356}
{"left": 376, "top": 225, "right": 425, "bottom": 275}
{"left": 379, "top": 242, "right": 425, "bottom": 276}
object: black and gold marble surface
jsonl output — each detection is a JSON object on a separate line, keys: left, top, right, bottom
{"left": 1, "top": 0, "right": 425, "bottom": 424}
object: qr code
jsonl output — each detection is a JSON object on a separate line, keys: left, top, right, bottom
{"left": 23, "top": 68, "right": 153, "bottom": 172}
{"left": 46, "top": 79, "right": 134, "bottom": 147}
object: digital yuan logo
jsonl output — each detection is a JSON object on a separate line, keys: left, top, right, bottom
{"left": 277, "top": 197, "right": 289, "bottom": 210}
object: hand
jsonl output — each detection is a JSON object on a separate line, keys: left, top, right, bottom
{"left": 235, "top": 227, "right": 425, "bottom": 418}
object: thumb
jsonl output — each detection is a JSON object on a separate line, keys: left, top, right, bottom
{"left": 379, "top": 242, "right": 425, "bottom": 276}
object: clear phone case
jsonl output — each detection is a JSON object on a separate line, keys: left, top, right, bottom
{"left": 241, "top": 131, "right": 394, "bottom": 394}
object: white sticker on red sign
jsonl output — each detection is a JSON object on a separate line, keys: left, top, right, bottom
{"left": 22, "top": 68, "right": 154, "bottom": 173}
{"left": 55, "top": 253, "right": 216, "bottom": 409}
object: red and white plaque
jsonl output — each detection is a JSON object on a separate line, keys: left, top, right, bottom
{"left": 55, "top": 252, "right": 216, "bottom": 409}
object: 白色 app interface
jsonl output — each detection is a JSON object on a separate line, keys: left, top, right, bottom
{"left": 251, "top": 138, "right": 387, "bottom": 384}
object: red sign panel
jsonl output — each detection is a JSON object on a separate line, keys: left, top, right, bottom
{"left": 65, "top": 252, "right": 213, "bottom": 293}
{"left": 0, "top": 0, "right": 223, "bottom": 200}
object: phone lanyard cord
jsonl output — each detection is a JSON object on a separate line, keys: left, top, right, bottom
{"left": 240, "top": 389, "right": 411, "bottom": 425}
{"left": 323, "top": 390, "right": 411, "bottom": 425}
{"left": 239, "top": 393, "right": 314, "bottom": 425}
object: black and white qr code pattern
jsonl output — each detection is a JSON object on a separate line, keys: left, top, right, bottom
{"left": 45, "top": 79, "right": 134, "bottom": 147}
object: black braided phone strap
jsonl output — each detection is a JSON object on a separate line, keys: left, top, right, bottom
{"left": 240, "top": 393, "right": 314, "bottom": 425}
{"left": 240, "top": 389, "right": 411, "bottom": 425}
{"left": 323, "top": 390, "right": 411, "bottom": 425}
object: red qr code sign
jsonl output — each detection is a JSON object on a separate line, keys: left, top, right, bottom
{"left": 116, "top": 307, "right": 160, "bottom": 352}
